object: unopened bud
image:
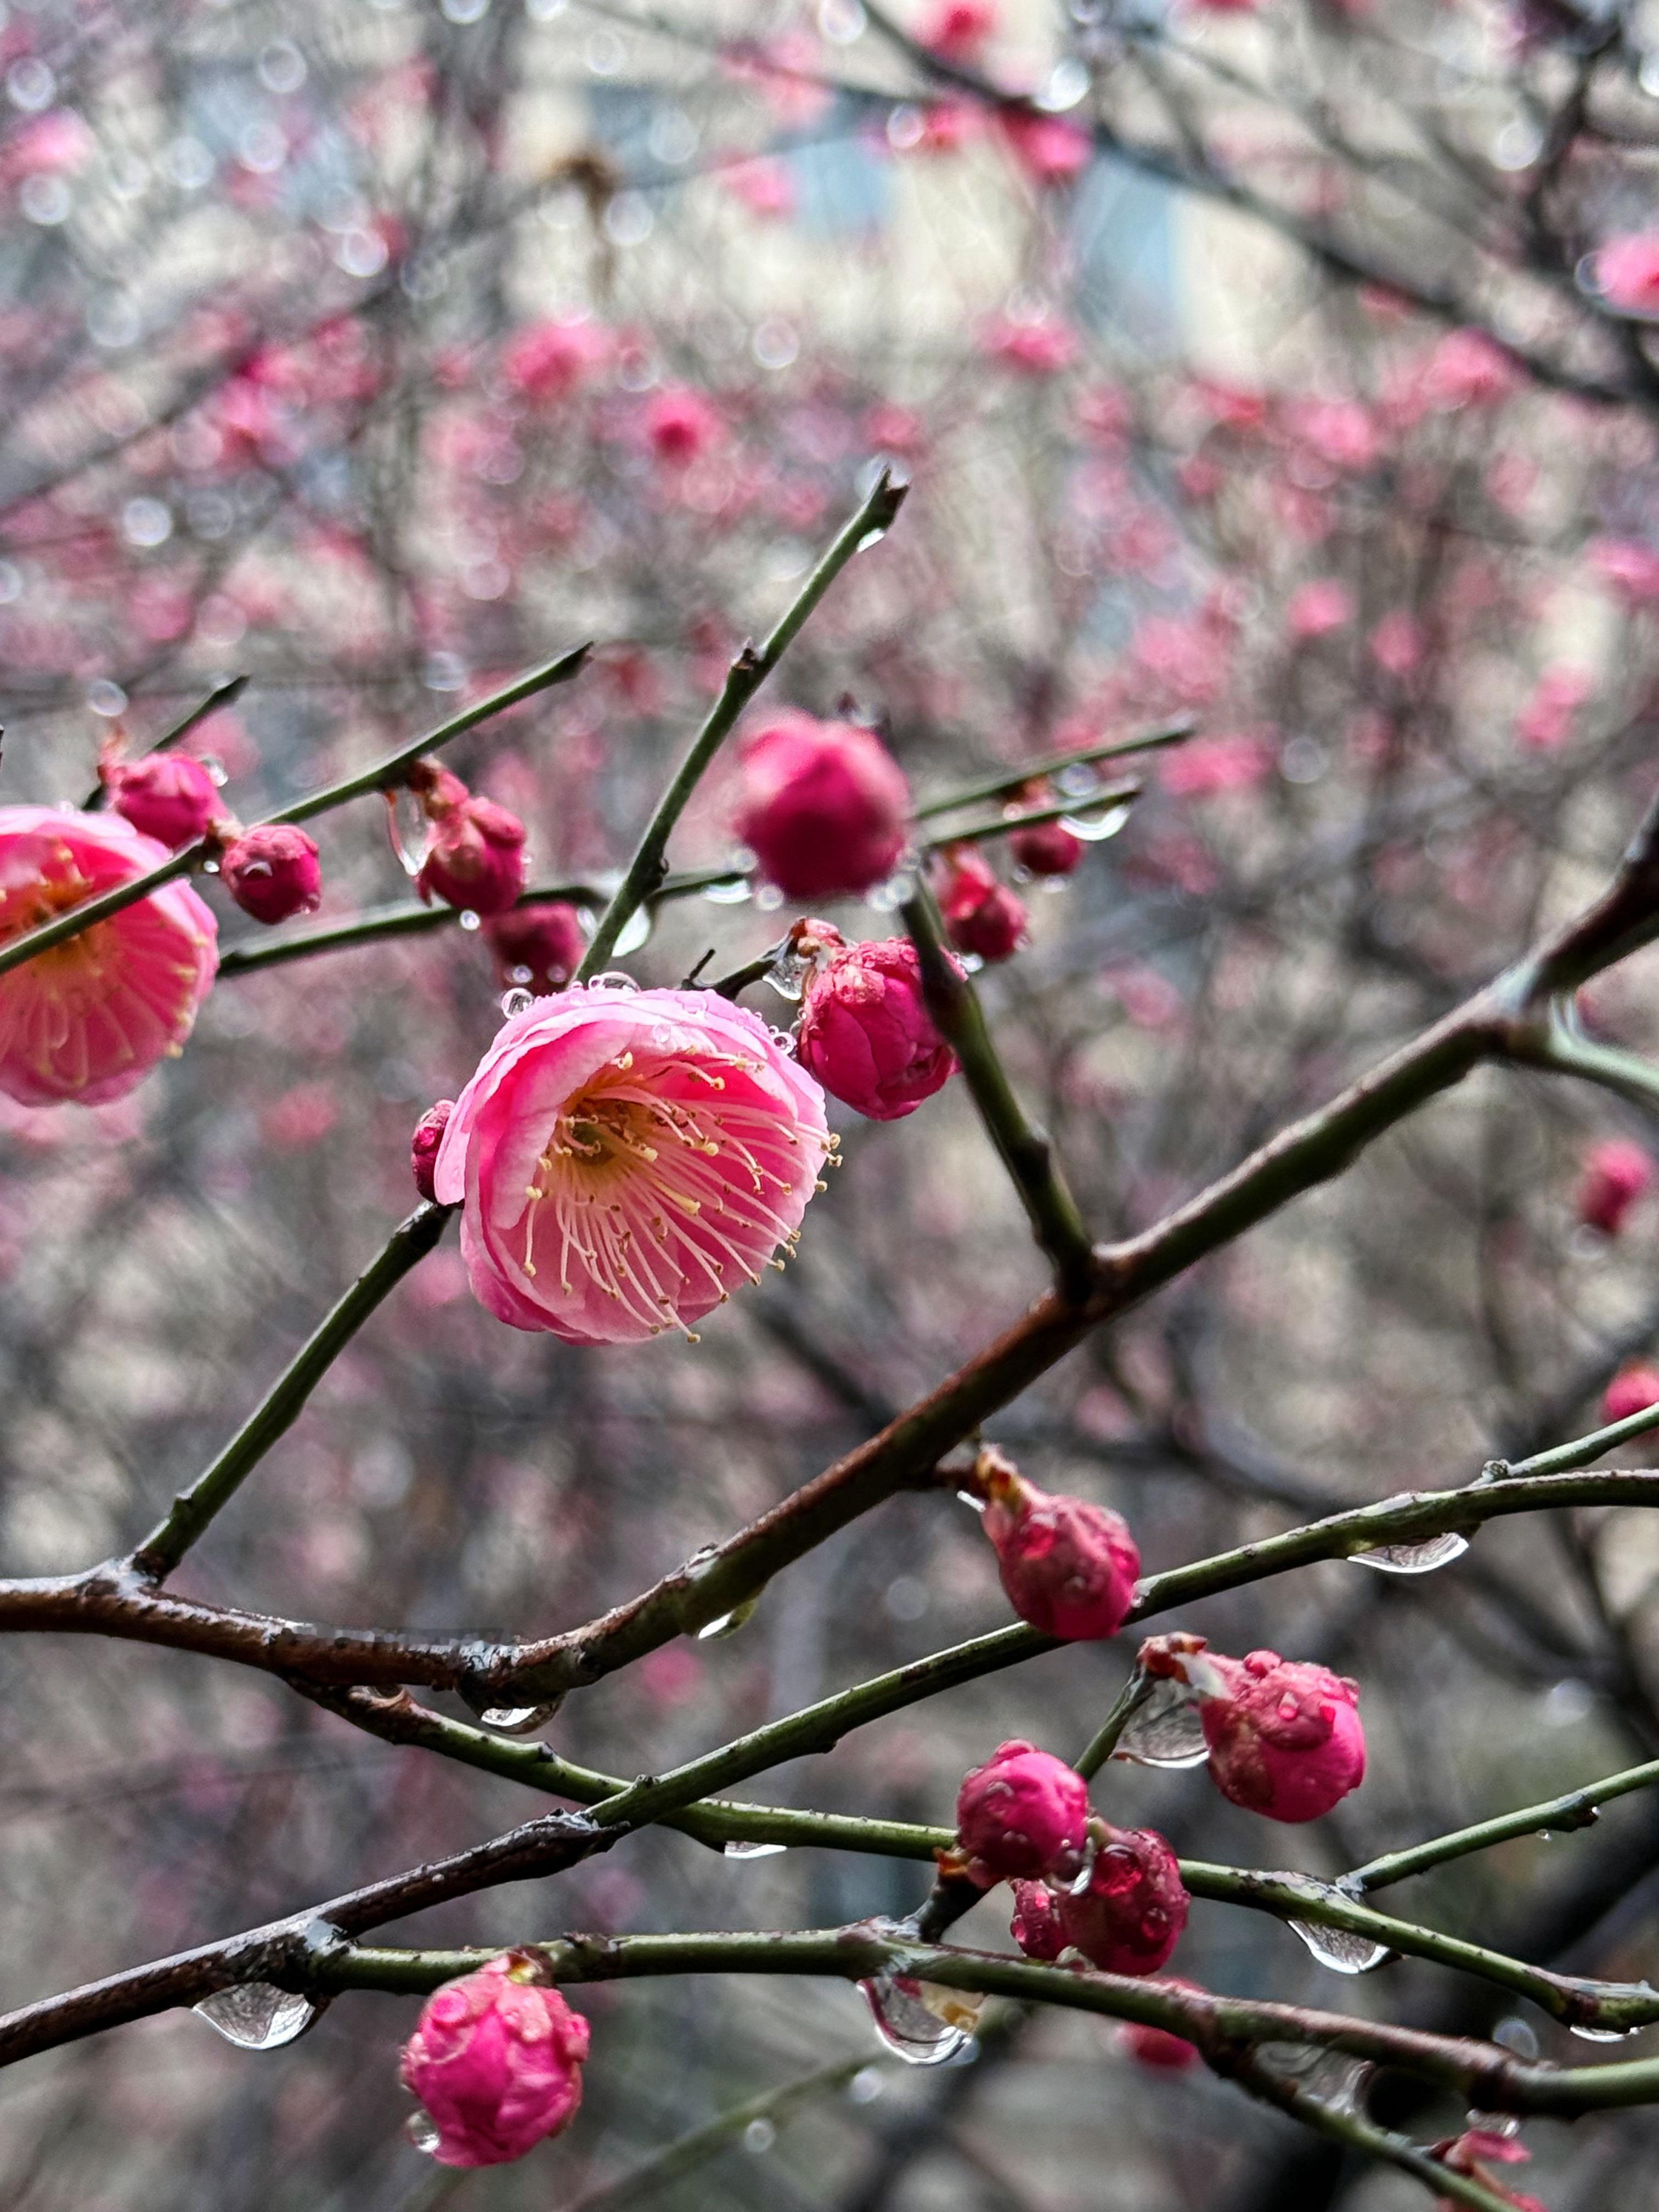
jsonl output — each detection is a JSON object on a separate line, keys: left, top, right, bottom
{"left": 955, "top": 1739, "right": 1088, "bottom": 1884}
{"left": 1057, "top": 1819, "right": 1189, "bottom": 1976}
{"left": 412, "top": 1101, "right": 455, "bottom": 1202}
{"left": 980, "top": 1448, "right": 1139, "bottom": 1640}
{"left": 220, "top": 823, "right": 322, "bottom": 925}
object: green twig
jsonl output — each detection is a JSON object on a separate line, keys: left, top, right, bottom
{"left": 909, "top": 717, "right": 1194, "bottom": 821}
{"left": 1347, "top": 1755, "right": 1659, "bottom": 1895}
{"left": 918, "top": 779, "right": 1141, "bottom": 854}
{"left": 83, "top": 674, "right": 250, "bottom": 809}
{"left": 575, "top": 468, "right": 907, "bottom": 982}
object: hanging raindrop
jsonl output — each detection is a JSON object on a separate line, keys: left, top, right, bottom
{"left": 704, "top": 875, "right": 754, "bottom": 905}
{"left": 1350, "top": 1532, "right": 1470, "bottom": 1576}
{"left": 765, "top": 947, "right": 810, "bottom": 1002}
{"left": 385, "top": 787, "right": 434, "bottom": 877}
{"left": 860, "top": 1973, "right": 980, "bottom": 2065}
{"left": 1059, "top": 801, "right": 1133, "bottom": 843}
{"left": 856, "top": 527, "right": 888, "bottom": 551}
{"left": 724, "top": 1838, "right": 789, "bottom": 1860}
{"left": 405, "top": 2105, "right": 442, "bottom": 2154}
{"left": 697, "top": 1594, "right": 758, "bottom": 1641}
{"left": 1285, "top": 1883, "right": 1391, "bottom": 1975}
{"left": 193, "top": 1982, "right": 318, "bottom": 2049}
{"left": 613, "top": 905, "right": 653, "bottom": 957}
{"left": 479, "top": 1703, "right": 558, "bottom": 1734}
{"left": 1113, "top": 1677, "right": 1209, "bottom": 1769}
{"left": 500, "top": 989, "right": 535, "bottom": 1020}
{"left": 1568, "top": 2020, "right": 1636, "bottom": 2042}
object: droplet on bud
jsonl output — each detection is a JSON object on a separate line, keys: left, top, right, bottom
{"left": 193, "top": 1982, "right": 318, "bottom": 2049}
{"left": 860, "top": 1973, "right": 980, "bottom": 2066}
{"left": 386, "top": 786, "right": 436, "bottom": 877}
{"left": 404, "top": 2106, "right": 442, "bottom": 2154}
{"left": 458, "top": 909, "right": 482, "bottom": 932}
{"left": 765, "top": 947, "right": 810, "bottom": 1001}
{"left": 500, "top": 989, "right": 535, "bottom": 1019}
{"left": 1350, "top": 1532, "right": 1470, "bottom": 1575}
{"left": 1113, "top": 1677, "right": 1209, "bottom": 1768}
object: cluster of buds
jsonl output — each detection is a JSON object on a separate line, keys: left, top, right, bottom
{"left": 932, "top": 843, "right": 1028, "bottom": 963}
{"left": 400, "top": 1951, "right": 590, "bottom": 2168}
{"left": 792, "top": 918, "right": 957, "bottom": 1121}
{"left": 1139, "top": 1632, "right": 1366, "bottom": 1823}
{"left": 975, "top": 1444, "right": 1140, "bottom": 1640}
{"left": 733, "top": 709, "right": 911, "bottom": 901}
{"left": 100, "top": 735, "right": 323, "bottom": 928}
{"left": 406, "top": 759, "right": 528, "bottom": 918}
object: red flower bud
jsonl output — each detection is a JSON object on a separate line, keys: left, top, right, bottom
{"left": 416, "top": 794, "right": 527, "bottom": 918}
{"left": 102, "top": 753, "right": 222, "bottom": 850}
{"left": 934, "top": 845, "right": 1028, "bottom": 962}
{"left": 1578, "top": 1139, "right": 1652, "bottom": 1236}
{"left": 400, "top": 1953, "right": 590, "bottom": 2168}
{"left": 484, "top": 901, "right": 585, "bottom": 995}
{"left": 220, "top": 824, "right": 322, "bottom": 924}
{"left": 1115, "top": 1981, "right": 1204, "bottom": 2070}
{"left": 1009, "top": 1877, "right": 1068, "bottom": 1961}
{"left": 412, "top": 1101, "right": 455, "bottom": 1202}
{"left": 795, "top": 930, "right": 956, "bottom": 1121}
{"left": 734, "top": 711, "right": 911, "bottom": 900}
{"left": 1604, "top": 1363, "right": 1659, "bottom": 1424}
{"left": 1172, "top": 1642, "right": 1365, "bottom": 1823}
{"left": 955, "top": 1739, "right": 1088, "bottom": 1883}
{"left": 980, "top": 1452, "right": 1139, "bottom": 1640}
{"left": 1010, "top": 817, "right": 1082, "bottom": 877}
{"left": 1057, "top": 1821, "right": 1189, "bottom": 1976}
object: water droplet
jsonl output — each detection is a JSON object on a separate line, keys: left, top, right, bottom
{"left": 697, "top": 1594, "right": 758, "bottom": 1640}
{"left": 956, "top": 1488, "right": 987, "bottom": 1513}
{"left": 1257, "top": 2043, "right": 1370, "bottom": 2109}
{"left": 193, "top": 1982, "right": 318, "bottom": 2049}
{"left": 591, "top": 970, "right": 640, "bottom": 992}
{"left": 724, "top": 1838, "right": 789, "bottom": 1859}
{"left": 847, "top": 2064, "right": 885, "bottom": 2103}
{"left": 1285, "top": 1883, "right": 1391, "bottom": 1974}
{"left": 755, "top": 882, "right": 785, "bottom": 913}
{"left": 1113, "top": 1677, "right": 1209, "bottom": 1769}
{"left": 704, "top": 874, "right": 754, "bottom": 905}
{"left": 867, "top": 868, "right": 918, "bottom": 914}
{"left": 1036, "top": 55, "right": 1091, "bottom": 110}
{"left": 1568, "top": 2020, "right": 1636, "bottom": 2042}
{"left": 1467, "top": 2107, "right": 1522, "bottom": 2136}
{"left": 385, "top": 787, "right": 434, "bottom": 877}
{"left": 499, "top": 990, "right": 535, "bottom": 1020}
{"left": 1351, "top": 1532, "right": 1469, "bottom": 1575}
{"left": 1492, "top": 2018, "right": 1540, "bottom": 2059}
{"left": 479, "top": 1703, "right": 557, "bottom": 1733}
{"left": 860, "top": 1974, "right": 979, "bottom": 2065}
{"left": 765, "top": 948, "right": 809, "bottom": 1001}
{"left": 199, "top": 754, "right": 228, "bottom": 787}
{"left": 613, "top": 904, "right": 653, "bottom": 956}
{"left": 1059, "top": 802, "right": 1133, "bottom": 843}
{"left": 405, "top": 2105, "right": 442, "bottom": 2153}
{"left": 856, "top": 528, "right": 888, "bottom": 552}
{"left": 458, "top": 910, "right": 481, "bottom": 932}
{"left": 202, "top": 857, "right": 221, "bottom": 875}
{"left": 744, "top": 2117, "right": 777, "bottom": 2152}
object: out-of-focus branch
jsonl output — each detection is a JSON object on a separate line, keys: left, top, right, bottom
{"left": 910, "top": 718, "right": 1194, "bottom": 822}
{"left": 575, "top": 467, "right": 908, "bottom": 980}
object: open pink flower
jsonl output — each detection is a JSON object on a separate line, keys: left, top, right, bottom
{"left": 401, "top": 1953, "right": 590, "bottom": 2168}
{"left": 501, "top": 317, "right": 610, "bottom": 405}
{"left": 0, "top": 805, "right": 217, "bottom": 1107}
{"left": 433, "top": 986, "right": 831, "bottom": 1343}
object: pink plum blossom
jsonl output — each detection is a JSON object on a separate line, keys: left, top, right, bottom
{"left": 734, "top": 710, "right": 911, "bottom": 900}
{"left": 1604, "top": 1365, "right": 1659, "bottom": 1425}
{"left": 980, "top": 1449, "right": 1140, "bottom": 1639}
{"left": 432, "top": 985, "right": 831, "bottom": 1344}
{"left": 980, "top": 313, "right": 1080, "bottom": 375}
{"left": 416, "top": 793, "right": 528, "bottom": 918}
{"left": 1009, "top": 1877, "right": 1068, "bottom": 1960}
{"left": 1057, "top": 1821, "right": 1190, "bottom": 1974}
{"left": 400, "top": 1954, "right": 590, "bottom": 2168}
{"left": 485, "top": 902, "right": 586, "bottom": 995}
{"left": 500, "top": 318, "right": 611, "bottom": 405}
{"left": 412, "top": 1101, "right": 455, "bottom": 1201}
{"left": 100, "top": 753, "right": 222, "bottom": 850}
{"left": 219, "top": 824, "right": 322, "bottom": 924}
{"left": 0, "top": 804, "right": 217, "bottom": 1107}
{"left": 934, "top": 845, "right": 1027, "bottom": 963}
{"left": 919, "top": 0, "right": 998, "bottom": 58}
{"left": 1286, "top": 578, "right": 1355, "bottom": 641}
{"left": 1144, "top": 1637, "right": 1365, "bottom": 1822}
{"left": 1517, "top": 666, "right": 1592, "bottom": 751}
{"left": 794, "top": 926, "right": 956, "bottom": 1121}
{"left": 998, "top": 111, "right": 1092, "bottom": 187}
{"left": 955, "top": 1740, "right": 1089, "bottom": 1883}
{"left": 642, "top": 386, "right": 724, "bottom": 466}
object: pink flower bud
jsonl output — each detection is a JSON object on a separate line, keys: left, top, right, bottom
{"left": 412, "top": 1101, "right": 455, "bottom": 1201}
{"left": 1431, "top": 2130, "right": 1545, "bottom": 2212}
{"left": 955, "top": 1740, "right": 1088, "bottom": 1883}
{"left": 485, "top": 901, "right": 586, "bottom": 995}
{"left": 1009, "top": 1877, "right": 1068, "bottom": 1961}
{"left": 1594, "top": 234, "right": 1659, "bottom": 317}
{"left": 733, "top": 711, "right": 911, "bottom": 900}
{"left": 1057, "top": 1822, "right": 1189, "bottom": 1976}
{"left": 643, "top": 385, "right": 723, "bottom": 466}
{"left": 1604, "top": 1363, "right": 1659, "bottom": 1424}
{"left": 1115, "top": 1980, "right": 1204, "bottom": 2070}
{"left": 795, "top": 930, "right": 956, "bottom": 1121}
{"left": 980, "top": 1453, "right": 1139, "bottom": 1640}
{"left": 1177, "top": 1644, "right": 1365, "bottom": 1822}
{"left": 417, "top": 795, "right": 528, "bottom": 918}
{"left": 220, "top": 824, "right": 323, "bottom": 925}
{"left": 400, "top": 1953, "right": 590, "bottom": 2168}
{"left": 1009, "top": 817, "right": 1082, "bottom": 877}
{"left": 921, "top": 0, "right": 997, "bottom": 59}
{"left": 1577, "top": 1139, "right": 1651, "bottom": 1236}
{"left": 934, "top": 847, "right": 1027, "bottom": 963}
{"left": 102, "top": 754, "right": 222, "bottom": 850}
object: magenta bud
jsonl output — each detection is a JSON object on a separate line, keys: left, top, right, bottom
{"left": 399, "top": 1953, "right": 590, "bottom": 2168}
{"left": 102, "top": 753, "right": 222, "bottom": 850}
{"left": 416, "top": 794, "right": 528, "bottom": 918}
{"left": 1009, "top": 1878, "right": 1068, "bottom": 1961}
{"left": 934, "top": 845, "right": 1028, "bottom": 963}
{"left": 484, "top": 901, "right": 585, "bottom": 995}
{"left": 1115, "top": 1979, "right": 1204, "bottom": 2071}
{"left": 980, "top": 1455, "right": 1139, "bottom": 1641}
{"left": 733, "top": 710, "right": 911, "bottom": 901}
{"left": 412, "top": 1101, "right": 455, "bottom": 1202}
{"left": 955, "top": 1739, "right": 1088, "bottom": 1883}
{"left": 1578, "top": 1139, "right": 1651, "bottom": 1237}
{"left": 1057, "top": 1822, "right": 1189, "bottom": 1976}
{"left": 1604, "top": 1363, "right": 1659, "bottom": 1424}
{"left": 220, "top": 823, "right": 322, "bottom": 925}
{"left": 1009, "top": 817, "right": 1082, "bottom": 878}
{"left": 1188, "top": 1645, "right": 1366, "bottom": 1823}
{"left": 795, "top": 932, "right": 956, "bottom": 1121}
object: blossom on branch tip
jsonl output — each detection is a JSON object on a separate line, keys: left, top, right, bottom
{"left": 400, "top": 1952, "right": 590, "bottom": 2168}
{"left": 432, "top": 985, "right": 831, "bottom": 1343}
{"left": 933, "top": 845, "right": 1027, "bottom": 963}
{"left": 0, "top": 805, "right": 217, "bottom": 1105}
{"left": 1141, "top": 1634, "right": 1365, "bottom": 1822}
{"left": 1057, "top": 1819, "right": 1190, "bottom": 1974}
{"left": 219, "top": 823, "right": 322, "bottom": 924}
{"left": 100, "top": 752, "right": 223, "bottom": 850}
{"left": 956, "top": 1740, "right": 1088, "bottom": 1883}
{"left": 733, "top": 711, "right": 911, "bottom": 900}
{"left": 979, "top": 1446, "right": 1139, "bottom": 1639}
{"left": 794, "top": 924, "right": 956, "bottom": 1121}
